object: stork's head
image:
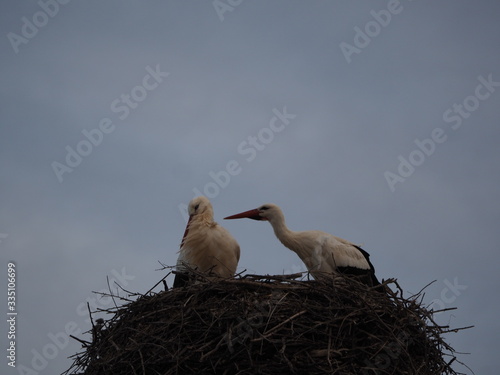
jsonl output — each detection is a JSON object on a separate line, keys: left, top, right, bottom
{"left": 180, "top": 196, "right": 214, "bottom": 248}
{"left": 188, "top": 196, "right": 213, "bottom": 218}
{"left": 224, "top": 203, "right": 283, "bottom": 223}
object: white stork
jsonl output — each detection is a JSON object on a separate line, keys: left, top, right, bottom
{"left": 174, "top": 196, "right": 240, "bottom": 287}
{"left": 224, "top": 203, "right": 380, "bottom": 287}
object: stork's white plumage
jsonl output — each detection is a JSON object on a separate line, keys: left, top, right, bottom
{"left": 174, "top": 196, "right": 240, "bottom": 287}
{"left": 224, "top": 203, "right": 380, "bottom": 286}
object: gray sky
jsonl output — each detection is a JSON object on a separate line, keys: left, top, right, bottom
{"left": 1, "top": 1, "right": 499, "bottom": 374}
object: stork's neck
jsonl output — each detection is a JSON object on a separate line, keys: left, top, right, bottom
{"left": 268, "top": 215, "right": 297, "bottom": 250}
{"left": 268, "top": 213, "right": 314, "bottom": 266}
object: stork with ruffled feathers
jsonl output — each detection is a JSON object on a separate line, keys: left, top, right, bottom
{"left": 174, "top": 196, "right": 240, "bottom": 287}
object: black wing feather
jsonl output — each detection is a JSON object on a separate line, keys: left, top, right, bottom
{"left": 337, "top": 245, "right": 381, "bottom": 287}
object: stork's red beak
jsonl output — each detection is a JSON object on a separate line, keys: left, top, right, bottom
{"left": 224, "top": 209, "right": 265, "bottom": 221}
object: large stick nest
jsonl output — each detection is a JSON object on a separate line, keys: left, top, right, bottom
{"left": 64, "top": 271, "right": 470, "bottom": 375}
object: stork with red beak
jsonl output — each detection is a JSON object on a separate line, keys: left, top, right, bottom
{"left": 224, "top": 204, "right": 380, "bottom": 287}
{"left": 174, "top": 196, "right": 240, "bottom": 287}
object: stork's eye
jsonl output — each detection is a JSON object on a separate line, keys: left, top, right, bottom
{"left": 260, "top": 206, "right": 269, "bottom": 211}
{"left": 194, "top": 204, "right": 200, "bottom": 211}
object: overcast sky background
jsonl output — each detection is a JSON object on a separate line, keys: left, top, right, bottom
{"left": 1, "top": 1, "right": 499, "bottom": 374}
